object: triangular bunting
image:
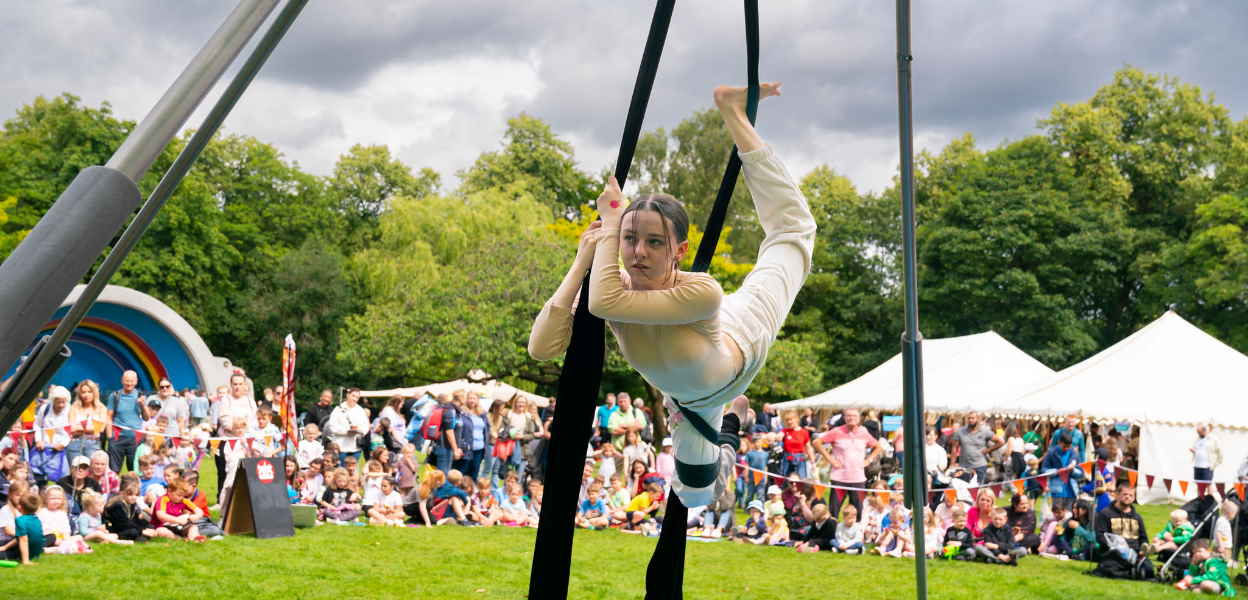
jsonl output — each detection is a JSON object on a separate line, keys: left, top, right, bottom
{"left": 1058, "top": 470, "right": 1070, "bottom": 484}
{"left": 753, "top": 470, "right": 765, "bottom": 485}
{"left": 855, "top": 490, "right": 866, "bottom": 505}
{"left": 134, "top": 431, "right": 143, "bottom": 444}
{"left": 1037, "top": 477, "right": 1049, "bottom": 492}
{"left": 813, "top": 485, "right": 827, "bottom": 499}
{"left": 1127, "top": 471, "right": 1137, "bottom": 488}
{"left": 93, "top": 419, "right": 105, "bottom": 434}
{"left": 1197, "top": 482, "right": 1209, "bottom": 497}
{"left": 1216, "top": 482, "right": 1226, "bottom": 498}
{"left": 991, "top": 484, "right": 1003, "bottom": 496}
{"left": 1013, "top": 480, "right": 1025, "bottom": 496}
{"left": 152, "top": 434, "right": 164, "bottom": 448}
{"left": 63, "top": 425, "right": 72, "bottom": 434}
{"left": 227, "top": 439, "right": 237, "bottom": 450}
{"left": 1163, "top": 478, "right": 1173, "bottom": 493}
{"left": 1145, "top": 474, "right": 1155, "bottom": 490}
{"left": 209, "top": 439, "right": 221, "bottom": 451}
{"left": 1114, "top": 466, "right": 1126, "bottom": 482}
{"left": 1081, "top": 461, "right": 1093, "bottom": 474}
{"left": 1236, "top": 483, "right": 1245, "bottom": 500}
{"left": 1179, "top": 480, "right": 1189, "bottom": 495}
{"left": 79, "top": 420, "right": 88, "bottom": 431}
{"left": 945, "top": 489, "right": 957, "bottom": 504}
{"left": 43, "top": 428, "right": 54, "bottom": 441}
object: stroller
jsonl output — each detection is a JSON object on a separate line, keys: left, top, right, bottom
{"left": 1156, "top": 494, "right": 1223, "bottom": 582}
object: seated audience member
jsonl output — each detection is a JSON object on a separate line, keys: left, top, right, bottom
{"left": 0, "top": 480, "right": 31, "bottom": 552}
{"left": 38, "top": 485, "right": 91, "bottom": 554}
{"left": 861, "top": 481, "right": 889, "bottom": 543}
{"left": 88, "top": 451, "right": 120, "bottom": 499}
{"left": 152, "top": 480, "right": 205, "bottom": 542}
{"left": 74, "top": 491, "right": 131, "bottom": 545}
{"left": 57, "top": 456, "right": 100, "bottom": 519}
{"left": 795, "top": 503, "right": 837, "bottom": 553}
{"left": 104, "top": 481, "right": 162, "bottom": 541}
{"left": 2, "top": 491, "right": 44, "bottom": 564}
{"left": 765, "top": 513, "right": 790, "bottom": 546}
{"left": 1006, "top": 493, "right": 1040, "bottom": 554}
{"left": 433, "top": 469, "right": 473, "bottom": 526}
{"left": 974, "top": 507, "right": 1024, "bottom": 565}
{"left": 922, "top": 507, "right": 943, "bottom": 558}
{"left": 942, "top": 506, "right": 975, "bottom": 561}
{"left": 498, "top": 481, "right": 538, "bottom": 528}
{"left": 1153, "top": 508, "right": 1195, "bottom": 556}
{"left": 934, "top": 490, "right": 960, "bottom": 531}
{"left": 469, "top": 477, "right": 497, "bottom": 527}
{"left": 576, "top": 485, "right": 610, "bottom": 530}
{"left": 832, "top": 504, "right": 865, "bottom": 554}
{"left": 137, "top": 454, "right": 166, "bottom": 497}
{"left": 320, "top": 468, "right": 362, "bottom": 523}
{"left": 966, "top": 487, "right": 996, "bottom": 539}
{"left": 735, "top": 500, "right": 768, "bottom": 545}
{"left": 618, "top": 478, "right": 663, "bottom": 532}
{"left": 1175, "top": 539, "right": 1236, "bottom": 596}
{"left": 367, "top": 478, "right": 405, "bottom": 527}
{"left": 875, "top": 507, "right": 914, "bottom": 558}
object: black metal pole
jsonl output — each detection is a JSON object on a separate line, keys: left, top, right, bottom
{"left": 896, "top": 0, "right": 928, "bottom": 598}
{"left": 0, "top": 0, "right": 309, "bottom": 435}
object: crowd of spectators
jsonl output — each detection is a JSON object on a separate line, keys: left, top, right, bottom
{"left": 4, "top": 373, "right": 1248, "bottom": 596}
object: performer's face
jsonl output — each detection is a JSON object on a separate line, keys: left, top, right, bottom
{"left": 621, "top": 210, "right": 688, "bottom": 291}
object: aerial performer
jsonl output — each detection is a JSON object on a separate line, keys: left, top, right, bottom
{"left": 529, "top": 81, "right": 815, "bottom": 517}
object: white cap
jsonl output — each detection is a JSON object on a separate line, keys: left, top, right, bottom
{"left": 767, "top": 485, "right": 782, "bottom": 496}
{"left": 661, "top": 437, "right": 673, "bottom": 447}
{"left": 47, "top": 385, "right": 71, "bottom": 401}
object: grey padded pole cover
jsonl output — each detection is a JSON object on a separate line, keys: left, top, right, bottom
{"left": 0, "top": 166, "right": 140, "bottom": 375}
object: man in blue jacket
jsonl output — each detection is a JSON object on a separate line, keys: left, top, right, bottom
{"left": 1043, "top": 434, "right": 1078, "bottom": 512}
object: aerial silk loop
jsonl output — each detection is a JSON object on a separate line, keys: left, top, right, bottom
{"left": 527, "top": 2, "right": 758, "bottom": 599}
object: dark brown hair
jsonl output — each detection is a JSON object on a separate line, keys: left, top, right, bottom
{"left": 621, "top": 194, "right": 691, "bottom": 284}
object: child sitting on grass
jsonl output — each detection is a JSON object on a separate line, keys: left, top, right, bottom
{"left": 795, "top": 503, "right": 836, "bottom": 553}
{"left": 833, "top": 504, "right": 865, "bottom": 554}
{"left": 763, "top": 485, "right": 785, "bottom": 520}
{"left": 735, "top": 500, "right": 768, "bottom": 545}
{"left": 576, "top": 484, "right": 610, "bottom": 530}
{"left": 152, "top": 480, "right": 205, "bottom": 542}
{"left": 1175, "top": 539, "right": 1236, "bottom": 596}
{"left": 367, "top": 477, "right": 405, "bottom": 527}
{"left": 606, "top": 474, "right": 631, "bottom": 513}
{"left": 498, "top": 481, "right": 537, "bottom": 527}
{"left": 922, "top": 507, "right": 943, "bottom": 558}
{"left": 320, "top": 468, "right": 362, "bottom": 523}
{"left": 765, "top": 513, "right": 790, "bottom": 546}
{"left": 38, "top": 485, "right": 90, "bottom": 554}
{"left": 974, "top": 507, "right": 1024, "bottom": 565}
{"left": 2, "top": 491, "right": 44, "bottom": 564}
{"left": 470, "top": 477, "right": 497, "bottom": 527}
{"left": 618, "top": 478, "right": 663, "bottom": 532}
{"left": 104, "top": 480, "right": 162, "bottom": 541}
{"left": 75, "top": 491, "right": 132, "bottom": 545}
{"left": 875, "top": 507, "right": 914, "bottom": 557}
{"left": 1153, "top": 508, "right": 1195, "bottom": 555}
{"left": 942, "top": 505, "right": 975, "bottom": 561}
{"left": 434, "top": 469, "right": 474, "bottom": 526}
{"left": 861, "top": 481, "right": 889, "bottom": 543}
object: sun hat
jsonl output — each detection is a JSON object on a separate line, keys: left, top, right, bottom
{"left": 767, "top": 485, "right": 782, "bottom": 496}
{"left": 747, "top": 500, "right": 764, "bottom": 513}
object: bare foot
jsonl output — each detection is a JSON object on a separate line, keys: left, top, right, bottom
{"left": 713, "top": 82, "right": 782, "bottom": 112}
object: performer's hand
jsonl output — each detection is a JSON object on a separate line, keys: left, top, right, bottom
{"left": 596, "top": 176, "right": 625, "bottom": 227}
{"left": 575, "top": 221, "right": 605, "bottom": 267}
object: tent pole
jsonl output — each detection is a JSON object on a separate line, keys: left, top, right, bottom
{"left": 895, "top": 0, "right": 928, "bottom": 598}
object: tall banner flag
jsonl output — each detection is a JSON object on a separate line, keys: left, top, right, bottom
{"left": 280, "top": 334, "right": 298, "bottom": 452}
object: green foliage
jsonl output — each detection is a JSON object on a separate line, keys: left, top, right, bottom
{"left": 0, "top": 196, "right": 28, "bottom": 256}
{"left": 458, "top": 114, "right": 597, "bottom": 218}
{"left": 339, "top": 188, "right": 570, "bottom": 388}
{"left": 329, "top": 143, "right": 441, "bottom": 243}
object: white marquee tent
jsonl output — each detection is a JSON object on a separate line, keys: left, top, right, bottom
{"left": 359, "top": 378, "right": 549, "bottom": 413}
{"left": 1012, "top": 310, "right": 1248, "bottom": 502}
{"left": 773, "top": 331, "right": 1056, "bottom": 415}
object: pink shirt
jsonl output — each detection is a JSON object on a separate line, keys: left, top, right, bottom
{"left": 820, "top": 425, "right": 877, "bottom": 483}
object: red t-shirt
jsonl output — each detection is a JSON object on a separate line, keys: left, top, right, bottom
{"left": 781, "top": 428, "right": 811, "bottom": 454}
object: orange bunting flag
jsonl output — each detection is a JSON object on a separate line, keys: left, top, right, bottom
{"left": 152, "top": 434, "right": 164, "bottom": 449}
{"left": 753, "top": 470, "right": 765, "bottom": 485}
{"left": 1127, "top": 471, "right": 1138, "bottom": 489}
{"left": 209, "top": 439, "right": 221, "bottom": 451}
{"left": 93, "top": 419, "right": 105, "bottom": 434}
{"left": 264, "top": 435, "right": 273, "bottom": 447}
{"left": 875, "top": 491, "right": 890, "bottom": 505}
{"left": 43, "top": 428, "right": 54, "bottom": 441}
{"left": 945, "top": 489, "right": 957, "bottom": 504}
{"left": 1013, "top": 480, "right": 1025, "bottom": 495}
{"left": 1236, "top": 483, "right": 1245, "bottom": 500}
{"left": 1179, "top": 480, "right": 1189, "bottom": 496}
{"left": 1080, "top": 461, "right": 1093, "bottom": 475}
{"left": 813, "top": 485, "right": 827, "bottom": 499}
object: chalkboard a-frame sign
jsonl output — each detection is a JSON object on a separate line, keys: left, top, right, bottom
{"left": 223, "top": 457, "right": 295, "bottom": 539}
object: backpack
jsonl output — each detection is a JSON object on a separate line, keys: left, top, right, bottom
{"left": 422, "top": 406, "right": 445, "bottom": 441}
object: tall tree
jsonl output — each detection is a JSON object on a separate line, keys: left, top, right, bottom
{"left": 328, "top": 143, "right": 440, "bottom": 243}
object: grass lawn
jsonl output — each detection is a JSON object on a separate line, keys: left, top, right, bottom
{"left": 9, "top": 463, "right": 1241, "bottom": 599}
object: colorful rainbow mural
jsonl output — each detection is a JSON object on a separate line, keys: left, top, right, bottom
{"left": 40, "top": 317, "right": 168, "bottom": 391}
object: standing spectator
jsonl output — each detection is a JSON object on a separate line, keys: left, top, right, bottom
{"left": 1042, "top": 434, "right": 1079, "bottom": 512}
{"left": 188, "top": 388, "right": 210, "bottom": 427}
{"left": 1005, "top": 423, "right": 1026, "bottom": 479}
{"left": 428, "top": 393, "right": 462, "bottom": 475}
{"left": 327, "top": 389, "right": 369, "bottom": 464}
{"left": 812, "top": 407, "right": 882, "bottom": 517}
{"left": 779, "top": 411, "right": 813, "bottom": 478}
{"left": 456, "top": 393, "right": 488, "bottom": 480}
{"left": 505, "top": 397, "right": 539, "bottom": 478}
{"left": 306, "top": 390, "right": 336, "bottom": 432}
{"left": 923, "top": 428, "right": 948, "bottom": 474}
{"left": 66, "top": 380, "right": 108, "bottom": 465}
{"left": 214, "top": 373, "right": 258, "bottom": 493}
{"left": 595, "top": 393, "right": 618, "bottom": 446}
{"left": 949, "top": 412, "right": 1003, "bottom": 484}
{"left": 757, "top": 404, "right": 781, "bottom": 433}
{"left": 33, "top": 386, "right": 72, "bottom": 485}
{"left": 621, "top": 430, "right": 655, "bottom": 472}
{"left": 632, "top": 397, "right": 653, "bottom": 444}
{"left": 1048, "top": 415, "right": 1086, "bottom": 463}
{"left": 1190, "top": 424, "right": 1222, "bottom": 484}
{"left": 151, "top": 379, "right": 188, "bottom": 438}
{"left": 106, "top": 370, "right": 147, "bottom": 473}
{"left": 607, "top": 396, "right": 645, "bottom": 451}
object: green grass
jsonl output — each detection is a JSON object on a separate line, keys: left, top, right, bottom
{"left": 8, "top": 463, "right": 1240, "bottom": 599}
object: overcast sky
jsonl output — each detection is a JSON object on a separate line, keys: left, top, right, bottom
{"left": 2, "top": 1, "right": 1246, "bottom": 194}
